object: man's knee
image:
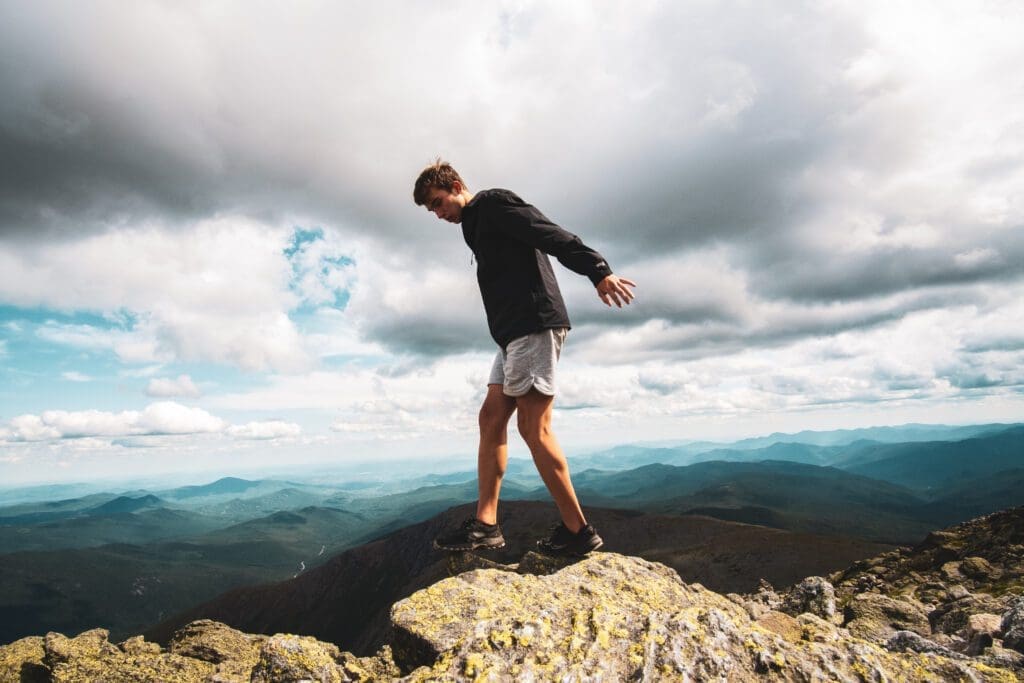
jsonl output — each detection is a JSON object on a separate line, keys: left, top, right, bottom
{"left": 516, "top": 410, "right": 552, "bottom": 449}
{"left": 479, "top": 395, "right": 513, "bottom": 435}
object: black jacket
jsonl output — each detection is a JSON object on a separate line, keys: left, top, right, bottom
{"left": 461, "top": 189, "right": 613, "bottom": 347}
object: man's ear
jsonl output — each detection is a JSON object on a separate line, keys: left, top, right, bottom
{"left": 451, "top": 181, "right": 463, "bottom": 194}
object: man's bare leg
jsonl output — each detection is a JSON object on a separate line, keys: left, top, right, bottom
{"left": 476, "top": 384, "right": 517, "bottom": 525}
{"left": 516, "top": 388, "right": 587, "bottom": 533}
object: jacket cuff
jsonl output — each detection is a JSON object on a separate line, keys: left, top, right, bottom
{"left": 588, "top": 262, "right": 613, "bottom": 286}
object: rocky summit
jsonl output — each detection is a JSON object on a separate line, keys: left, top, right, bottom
{"left": 2, "top": 507, "right": 1024, "bottom": 682}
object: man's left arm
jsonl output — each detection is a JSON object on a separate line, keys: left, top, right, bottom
{"left": 491, "top": 196, "right": 636, "bottom": 305}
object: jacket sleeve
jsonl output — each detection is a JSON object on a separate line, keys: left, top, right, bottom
{"left": 486, "top": 192, "right": 614, "bottom": 286}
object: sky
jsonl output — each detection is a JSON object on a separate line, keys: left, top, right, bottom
{"left": 1, "top": 1, "right": 1023, "bottom": 486}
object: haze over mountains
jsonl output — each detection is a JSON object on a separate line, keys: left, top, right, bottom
{"left": 0, "top": 422, "right": 1021, "bottom": 647}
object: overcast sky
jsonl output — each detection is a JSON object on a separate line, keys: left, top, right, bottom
{"left": 1, "top": 1, "right": 1022, "bottom": 486}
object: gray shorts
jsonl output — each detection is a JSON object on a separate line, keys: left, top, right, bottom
{"left": 488, "top": 328, "right": 567, "bottom": 397}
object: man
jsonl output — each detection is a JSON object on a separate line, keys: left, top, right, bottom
{"left": 413, "top": 161, "right": 636, "bottom": 556}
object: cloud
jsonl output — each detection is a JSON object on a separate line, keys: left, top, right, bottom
{"left": 2, "top": 402, "right": 226, "bottom": 442}
{"left": 61, "top": 371, "right": 92, "bottom": 382}
{"left": 227, "top": 420, "right": 302, "bottom": 440}
{"left": 146, "top": 374, "right": 201, "bottom": 398}
{"left": 4, "top": 220, "right": 315, "bottom": 371}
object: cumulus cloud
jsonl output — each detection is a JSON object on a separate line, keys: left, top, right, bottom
{"left": 4, "top": 220, "right": 316, "bottom": 372}
{"left": 146, "top": 374, "right": 201, "bottom": 398}
{"left": 2, "top": 402, "right": 225, "bottom": 442}
{"left": 227, "top": 420, "right": 302, "bottom": 440}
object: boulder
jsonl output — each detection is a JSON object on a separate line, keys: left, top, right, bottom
{"left": 781, "top": 575, "right": 836, "bottom": 621}
{"left": 0, "top": 636, "right": 47, "bottom": 683}
{"left": 248, "top": 633, "right": 398, "bottom": 683}
{"left": 843, "top": 592, "right": 931, "bottom": 642}
{"left": 885, "top": 630, "right": 960, "bottom": 658}
{"left": 1002, "top": 595, "right": 1024, "bottom": 653}
{"left": 168, "top": 619, "right": 267, "bottom": 681}
{"left": 962, "top": 556, "right": 997, "bottom": 581}
{"left": 390, "top": 552, "right": 1007, "bottom": 681}
{"left": 965, "top": 613, "right": 1003, "bottom": 656}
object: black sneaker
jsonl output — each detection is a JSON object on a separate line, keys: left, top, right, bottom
{"left": 433, "top": 517, "right": 506, "bottom": 551}
{"left": 537, "top": 522, "right": 604, "bottom": 556}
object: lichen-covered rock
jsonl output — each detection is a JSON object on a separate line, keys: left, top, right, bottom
{"left": 755, "top": 610, "right": 803, "bottom": 643}
{"left": 843, "top": 592, "right": 931, "bottom": 642}
{"left": 796, "top": 613, "right": 844, "bottom": 644}
{"left": 250, "top": 634, "right": 343, "bottom": 683}
{"left": 44, "top": 628, "right": 214, "bottom": 683}
{"left": 885, "top": 630, "right": 960, "bottom": 657}
{"left": 781, "top": 575, "right": 836, "bottom": 621}
{"left": 338, "top": 646, "right": 401, "bottom": 682}
{"left": 168, "top": 619, "right": 266, "bottom": 681}
{"left": 0, "top": 635, "right": 47, "bottom": 683}
{"left": 119, "top": 635, "right": 161, "bottom": 656}
{"left": 1003, "top": 595, "right": 1024, "bottom": 653}
{"left": 391, "top": 552, "right": 1014, "bottom": 681}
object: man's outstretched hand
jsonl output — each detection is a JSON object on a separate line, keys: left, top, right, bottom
{"left": 596, "top": 274, "right": 637, "bottom": 308}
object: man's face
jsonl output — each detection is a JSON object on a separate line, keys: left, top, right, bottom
{"left": 424, "top": 184, "right": 466, "bottom": 224}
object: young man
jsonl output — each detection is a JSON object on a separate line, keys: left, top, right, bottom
{"left": 413, "top": 161, "right": 636, "bottom": 556}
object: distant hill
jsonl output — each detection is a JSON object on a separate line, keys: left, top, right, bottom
{"left": 569, "top": 460, "right": 931, "bottom": 543}
{"left": 0, "top": 507, "right": 227, "bottom": 553}
{"left": 88, "top": 494, "right": 166, "bottom": 515}
{"left": 160, "top": 477, "right": 264, "bottom": 500}
{"left": 839, "top": 426, "right": 1024, "bottom": 491}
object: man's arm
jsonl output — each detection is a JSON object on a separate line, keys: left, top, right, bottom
{"left": 488, "top": 192, "right": 615, "bottom": 282}
{"left": 488, "top": 193, "right": 637, "bottom": 305}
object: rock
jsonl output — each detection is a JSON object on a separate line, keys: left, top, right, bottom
{"left": 250, "top": 634, "right": 343, "bottom": 683}
{"left": 43, "top": 628, "right": 214, "bottom": 683}
{"left": 516, "top": 550, "right": 580, "bottom": 575}
{"left": 444, "top": 550, "right": 513, "bottom": 575}
{"left": 962, "top": 556, "right": 997, "bottom": 580}
{"left": 247, "top": 633, "right": 398, "bottom": 683}
{"left": 168, "top": 619, "right": 266, "bottom": 681}
{"left": 965, "top": 613, "right": 1003, "bottom": 656}
{"left": 1002, "top": 595, "right": 1024, "bottom": 653}
{"left": 796, "top": 613, "right": 843, "bottom": 644}
{"left": 755, "top": 610, "right": 803, "bottom": 643}
{"left": 781, "top": 575, "right": 836, "bottom": 621}
{"left": 843, "top": 592, "right": 931, "bottom": 643}
{"left": 339, "top": 646, "right": 400, "bottom": 682}
{"left": 931, "top": 594, "right": 1009, "bottom": 635}
{"left": 43, "top": 629, "right": 120, "bottom": 667}
{"left": 390, "top": 552, "right": 1006, "bottom": 681}
{"left": 0, "top": 635, "right": 47, "bottom": 683}
{"left": 885, "top": 630, "right": 960, "bottom": 658}
{"left": 942, "top": 560, "right": 965, "bottom": 582}
{"left": 119, "top": 635, "right": 161, "bottom": 656}
{"left": 949, "top": 584, "right": 971, "bottom": 600}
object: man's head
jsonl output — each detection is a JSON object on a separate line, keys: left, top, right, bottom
{"left": 413, "top": 160, "right": 472, "bottom": 224}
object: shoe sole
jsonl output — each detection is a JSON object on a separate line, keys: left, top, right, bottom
{"left": 433, "top": 539, "right": 507, "bottom": 552}
{"left": 537, "top": 536, "right": 604, "bottom": 557}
